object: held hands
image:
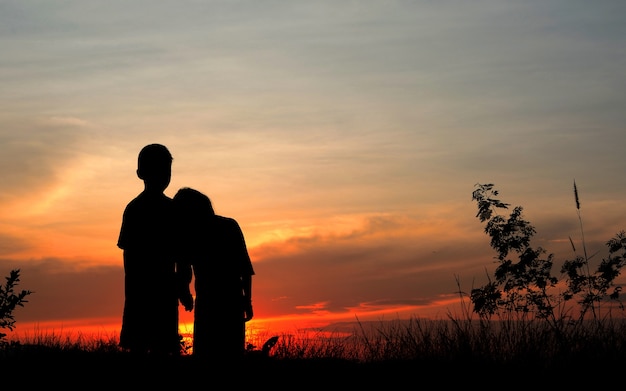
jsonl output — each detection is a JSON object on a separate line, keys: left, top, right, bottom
{"left": 180, "top": 291, "right": 194, "bottom": 312}
{"left": 243, "top": 297, "right": 253, "bottom": 322}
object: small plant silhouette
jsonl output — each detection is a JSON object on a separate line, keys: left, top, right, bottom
{"left": 561, "top": 181, "right": 626, "bottom": 319}
{"left": 470, "top": 182, "right": 626, "bottom": 329}
{"left": 0, "top": 269, "right": 32, "bottom": 345}
{"left": 246, "top": 335, "right": 279, "bottom": 358}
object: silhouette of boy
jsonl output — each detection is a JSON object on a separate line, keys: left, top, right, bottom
{"left": 117, "top": 144, "right": 182, "bottom": 355}
{"left": 173, "top": 187, "right": 255, "bottom": 361}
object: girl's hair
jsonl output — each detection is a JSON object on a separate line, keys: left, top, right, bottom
{"left": 173, "top": 187, "right": 215, "bottom": 216}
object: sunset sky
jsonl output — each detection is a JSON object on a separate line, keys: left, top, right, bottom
{"left": 2, "top": 1, "right": 626, "bottom": 340}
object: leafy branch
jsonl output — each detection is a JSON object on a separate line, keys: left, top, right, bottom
{"left": 1, "top": 269, "right": 33, "bottom": 343}
{"left": 470, "top": 182, "right": 625, "bottom": 330}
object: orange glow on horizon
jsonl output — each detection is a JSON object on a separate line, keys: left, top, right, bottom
{"left": 6, "top": 296, "right": 464, "bottom": 346}
{"left": 5, "top": 318, "right": 121, "bottom": 345}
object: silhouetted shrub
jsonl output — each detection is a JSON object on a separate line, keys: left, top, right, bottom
{"left": 470, "top": 182, "right": 626, "bottom": 330}
{"left": 0, "top": 269, "right": 32, "bottom": 345}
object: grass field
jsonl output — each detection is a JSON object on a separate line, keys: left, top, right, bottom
{"left": 3, "top": 316, "right": 625, "bottom": 388}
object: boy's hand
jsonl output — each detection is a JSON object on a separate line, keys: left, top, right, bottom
{"left": 243, "top": 299, "right": 253, "bottom": 322}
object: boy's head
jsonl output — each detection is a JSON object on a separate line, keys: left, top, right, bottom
{"left": 136, "top": 144, "right": 173, "bottom": 191}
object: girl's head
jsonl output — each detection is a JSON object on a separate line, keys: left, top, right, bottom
{"left": 173, "top": 187, "right": 215, "bottom": 218}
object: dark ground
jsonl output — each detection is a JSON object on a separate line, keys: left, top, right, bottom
{"left": 2, "top": 345, "right": 624, "bottom": 389}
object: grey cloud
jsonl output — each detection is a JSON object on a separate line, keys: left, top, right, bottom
{"left": 0, "top": 258, "right": 123, "bottom": 323}
{"left": 253, "top": 224, "right": 490, "bottom": 318}
{"left": 252, "top": 200, "right": 623, "bottom": 319}
{"left": 0, "top": 117, "right": 86, "bottom": 204}
{"left": 0, "top": 234, "right": 30, "bottom": 256}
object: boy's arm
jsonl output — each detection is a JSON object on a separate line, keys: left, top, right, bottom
{"left": 243, "top": 274, "right": 253, "bottom": 321}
